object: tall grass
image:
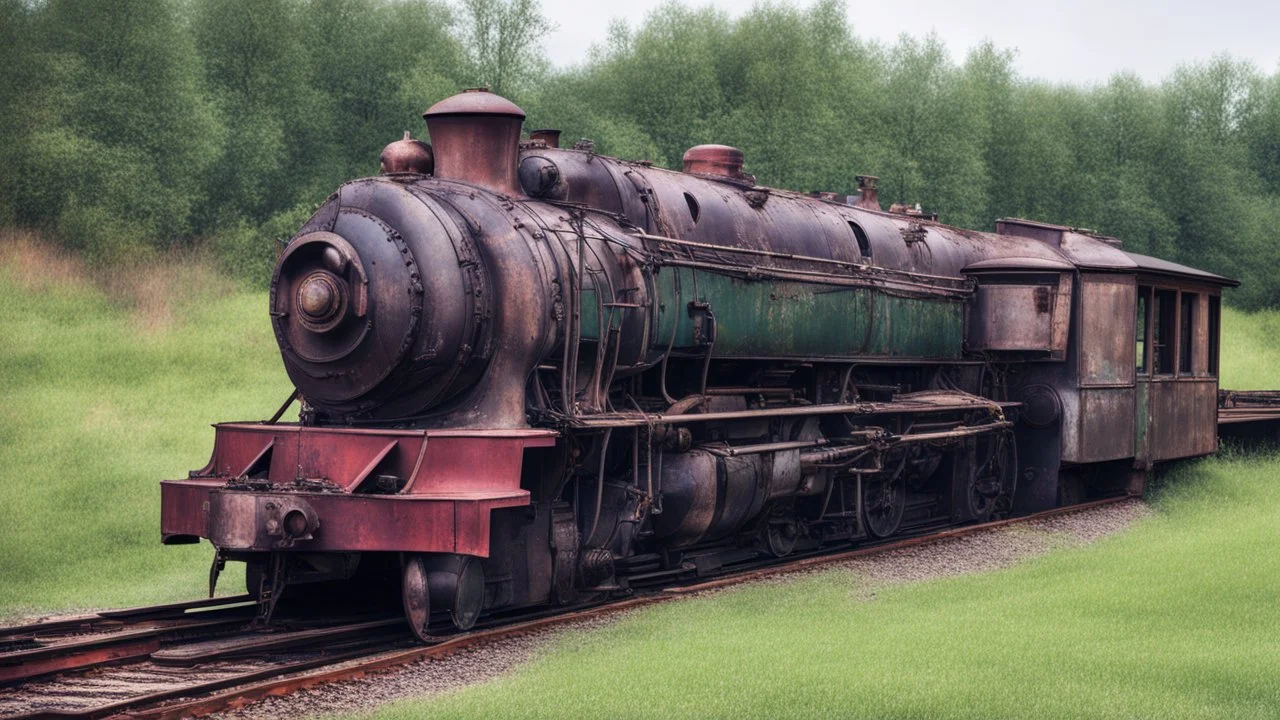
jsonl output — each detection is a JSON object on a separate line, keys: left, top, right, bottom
{"left": 0, "top": 231, "right": 290, "bottom": 617}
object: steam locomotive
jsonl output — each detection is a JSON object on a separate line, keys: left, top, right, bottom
{"left": 161, "top": 89, "right": 1235, "bottom": 640}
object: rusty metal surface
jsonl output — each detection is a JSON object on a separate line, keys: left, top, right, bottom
{"left": 1219, "top": 390, "right": 1280, "bottom": 409}
{"left": 3, "top": 645, "right": 383, "bottom": 720}
{"left": 269, "top": 181, "right": 494, "bottom": 421}
{"left": 1129, "top": 277, "right": 1227, "bottom": 463}
{"left": 0, "top": 637, "right": 161, "bottom": 686}
{"left": 1125, "top": 251, "right": 1239, "bottom": 286}
{"left": 378, "top": 131, "right": 433, "bottom": 175}
{"left": 1147, "top": 378, "right": 1218, "bottom": 460}
{"left": 423, "top": 88, "right": 524, "bottom": 196}
{"left": 532, "top": 145, "right": 1109, "bottom": 289}
{"left": 1078, "top": 275, "right": 1136, "bottom": 386}
{"left": 163, "top": 424, "right": 556, "bottom": 554}
{"left": 150, "top": 619, "right": 404, "bottom": 666}
{"left": 968, "top": 281, "right": 1064, "bottom": 352}
{"left": 0, "top": 617, "right": 244, "bottom": 684}
{"left": 567, "top": 392, "right": 1017, "bottom": 429}
{"left": 854, "top": 175, "right": 880, "bottom": 210}
{"left": 681, "top": 144, "right": 750, "bottom": 181}
{"left": 995, "top": 218, "right": 1133, "bottom": 270}
{"left": 0, "top": 596, "right": 254, "bottom": 643}
{"left": 1064, "top": 275, "right": 1138, "bottom": 459}
{"left": 528, "top": 128, "right": 561, "bottom": 148}
{"left": 183, "top": 424, "right": 554, "bottom": 491}
{"left": 1218, "top": 410, "right": 1280, "bottom": 424}
{"left": 1218, "top": 399, "right": 1280, "bottom": 425}
{"left": 203, "top": 489, "right": 526, "bottom": 555}
{"left": 1074, "top": 388, "right": 1137, "bottom": 462}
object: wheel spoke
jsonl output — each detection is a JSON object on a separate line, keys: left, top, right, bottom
{"left": 862, "top": 474, "right": 905, "bottom": 538}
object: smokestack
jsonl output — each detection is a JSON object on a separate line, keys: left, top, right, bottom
{"left": 423, "top": 88, "right": 526, "bottom": 196}
{"left": 855, "top": 175, "right": 880, "bottom": 210}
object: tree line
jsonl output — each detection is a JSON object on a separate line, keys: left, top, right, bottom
{"left": 3, "top": 0, "right": 1280, "bottom": 307}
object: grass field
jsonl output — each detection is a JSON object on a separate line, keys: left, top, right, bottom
{"left": 0, "top": 234, "right": 291, "bottom": 617}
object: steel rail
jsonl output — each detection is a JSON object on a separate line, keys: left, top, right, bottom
{"left": 149, "top": 619, "right": 405, "bottom": 666}
{"left": 0, "top": 617, "right": 248, "bottom": 685}
{"left": 0, "top": 595, "right": 255, "bottom": 644}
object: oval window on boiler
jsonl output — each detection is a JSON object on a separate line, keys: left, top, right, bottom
{"left": 684, "top": 192, "right": 701, "bottom": 224}
{"left": 848, "top": 220, "right": 871, "bottom": 259}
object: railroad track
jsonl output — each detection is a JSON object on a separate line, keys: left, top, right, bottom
{"left": 0, "top": 496, "right": 1128, "bottom": 720}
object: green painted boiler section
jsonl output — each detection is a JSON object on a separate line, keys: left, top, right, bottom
{"left": 624, "top": 266, "right": 967, "bottom": 360}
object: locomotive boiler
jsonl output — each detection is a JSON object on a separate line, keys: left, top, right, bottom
{"left": 161, "top": 89, "right": 1236, "bottom": 640}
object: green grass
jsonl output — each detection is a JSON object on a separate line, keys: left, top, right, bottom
{"left": 1219, "top": 306, "right": 1280, "bottom": 389}
{"left": 0, "top": 251, "right": 289, "bottom": 618}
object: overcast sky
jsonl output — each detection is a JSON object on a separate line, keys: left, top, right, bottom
{"left": 538, "top": 0, "right": 1280, "bottom": 85}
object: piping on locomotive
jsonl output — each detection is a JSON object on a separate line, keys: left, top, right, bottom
{"left": 161, "top": 89, "right": 1237, "bottom": 641}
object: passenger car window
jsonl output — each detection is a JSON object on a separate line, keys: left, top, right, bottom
{"left": 1153, "top": 289, "right": 1176, "bottom": 375}
{"left": 1136, "top": 287, "right": 1150, "bottom": 374}
{"left": 1208, "top": 295, "right": 1221, "bottom": 377}
{"left": 1179, "top": 292, "right": 1197, "bottom": 375}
